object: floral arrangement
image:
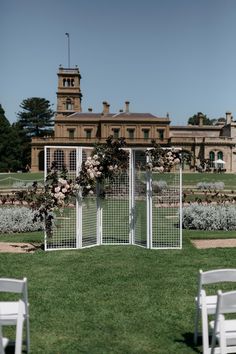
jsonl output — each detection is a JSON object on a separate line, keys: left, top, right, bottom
{"left": 15, "top": 162, "right": 77, "bottom": 237}
{"left": 76, "top": 136, "right": 129, "bottom": 197}
{"left": 146, "top": 142, "right": 181, "bottom": 172}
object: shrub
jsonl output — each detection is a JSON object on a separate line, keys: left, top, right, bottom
{"left": 182, "top": 204, "right": 236, "bottom": 230}
{"left": 196, "top": 181, "right": 225, "bottom": 190}
{"left": 152, "top": 180, "right": 168, "bottom": 193}
{"left": 0, "top": 207, "right": 44, "bottom": 234}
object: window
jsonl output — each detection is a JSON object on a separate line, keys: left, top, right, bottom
{"left": 68, "top": 129, "right": 75, "bottom": 139}
{"left": 66, "top": 98, "right": 73, "bottom": 110}
{"left": 85, "top": 129, "right": 92, "bottom": 139}
{"left": 209, "top": 151, "right": 215, "bottom": 167}
{"left": 112, "top": 128, "right": 120, "bottom": 139}
{"left": 217, "top": 151, "right": 223, "bottom": 160}
{"left": 143, "top": 129, "right": 149, "bottom": 140}
{"left": 127, "top": 129, "right": 135, "bottom": 139}
{"left": 158, "top": 129, "right": 164, "bottom": 141}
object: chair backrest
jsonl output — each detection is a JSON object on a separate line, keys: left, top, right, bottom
{"left": 200, "top": 269, "right": 236, "bottom": 286}
{"left": 0, "top": 278, "right": 27, "bottom": 294}
{"left": 197, "top": 269, "right": 236, "bottom": 297}
{"left": 217, "top": 290, "right": 236, "bottom": 314}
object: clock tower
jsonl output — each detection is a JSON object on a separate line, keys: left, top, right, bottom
{"left": 56, "top": 65, "right": 82, "bottom": 117}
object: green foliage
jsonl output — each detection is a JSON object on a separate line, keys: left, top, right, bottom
{"left": 17, "top": 97, "right": 54, "bottom": 137}
{"left": 188, "top": 112, "right": 213, "bottom": 125}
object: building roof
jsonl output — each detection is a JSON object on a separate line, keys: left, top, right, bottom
{"left": 56, "top": 111, "right": 170, "bottom": 124}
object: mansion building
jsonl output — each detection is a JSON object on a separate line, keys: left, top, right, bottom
{"left": 31, "top": 66, "right": 236, "bottom": 172}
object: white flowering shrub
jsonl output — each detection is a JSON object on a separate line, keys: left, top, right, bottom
{"left": 196, "top": 182, "right": 225, "bottom": 190}
{"left": 0, "top": 207, "right": 44, "bottom": 233}
{"left": 152, "top": 180, "right": 168, "bottom": 193}
{"left": 182, "top": 204, "right": 236, "bottom": 230}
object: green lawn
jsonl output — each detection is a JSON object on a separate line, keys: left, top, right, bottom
{"left": 1, "top": 229, "right": 236, "bottom": 353}
{"left": 182, "top": 172, "right": 236, "bottom": 190}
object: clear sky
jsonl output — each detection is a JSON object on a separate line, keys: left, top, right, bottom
{"left": 1, "top": 0, "right": 236, "bottom": 125}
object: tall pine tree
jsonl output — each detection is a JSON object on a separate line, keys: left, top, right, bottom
{"left": 17, "top": 97, "right": 54, "bottom": 137}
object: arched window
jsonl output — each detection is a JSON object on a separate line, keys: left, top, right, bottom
{"left": 66, "top": 98, "right": 73, "bottom": 110}
{"left": 209, "top": 151, "right": 215, "bottom": 167}
{"left": 54, "top": 150, "right": 65, "bottom": 170}
{"left": 217, "top": 151, "right": 223, "bottom": 160}
{"left": 63, "top": 78, "right": 67, "bottom": 87}
{"left": 69, "top": 150, "right": 76, "bottom": 171}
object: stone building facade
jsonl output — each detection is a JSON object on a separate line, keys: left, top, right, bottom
{"left": 31, "top": 66, "right": 236, "bottom": 172}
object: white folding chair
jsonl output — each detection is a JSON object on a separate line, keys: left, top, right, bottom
{"left": 0, "top": 278, "right": 30, "bottom": 353}
{"left": 0, "top": 299, "right": 24, "bottom": 354}
{"left": 210, "top": 290, "right": 236, "bottom": 354}
{"left": 194, "top": 269, "right": 236, "bottom": 352}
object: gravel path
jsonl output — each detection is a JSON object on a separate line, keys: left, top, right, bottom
{"left": 0, "top": 242, "right": 38, "bottom": 253}
{"left": 191, "top": 239, "right": 236, "bottom": 249}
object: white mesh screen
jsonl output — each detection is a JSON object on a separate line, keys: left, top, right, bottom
{"left": 133, "top": 150, "right": 147, "bottom": 247}
{"left": 45, "top": 147, "right": 77, "bottom": 250}
{"left": 101, "top": 171, "right": 130, "bottom": 244}
{"left": 152, "top": 166, "right": 181, "bottom": 249}
{"left": 44, "top": 146, "right": 182, "bottom": 251}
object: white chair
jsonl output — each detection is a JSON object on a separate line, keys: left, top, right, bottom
{"left": 0, "top": 299, "right": 24, "bottom": 354}
{"left": 210, "top": 290, "right": 236, "bottom": 354}
{"left": 194, "top": 269, "right": 236, "bottom": 353}
{"left": 0, "top": 278, "right": 30, "bottom": 353}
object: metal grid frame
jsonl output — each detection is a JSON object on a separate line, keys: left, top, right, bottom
{"left": 44, "top": 146, "right": 182, "bottom": 251}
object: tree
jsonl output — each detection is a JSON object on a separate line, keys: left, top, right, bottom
{"left": 0, "top": 104, "right": 12, "bottom": 171}
{"left": 188, "top": 112, "right": 213, "bottom": 126}
{"left": 17, "top": 97, "right": 54, "bottom": 137}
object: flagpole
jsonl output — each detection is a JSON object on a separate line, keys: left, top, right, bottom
{"left": 65, "top": 33, "right": 70, "bottom": 68}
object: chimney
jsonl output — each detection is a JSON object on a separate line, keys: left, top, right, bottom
{"left": 226, "top": 111, "right": 232, "bottom": 125}
{"left": 102, "top": 101, "right": 110, "bottom": 114}
{"left": 88, "top": 107, "right": 93, "bottom": 112}
{"left": 198, "top": 112, "right": 204, "bottom": 126}
{"left": 125, "top": 101, "right": 130, "bottom": 113}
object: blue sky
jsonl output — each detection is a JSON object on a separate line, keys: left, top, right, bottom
{"left": 1, "top": 0, "right": 236, "bottom": 125}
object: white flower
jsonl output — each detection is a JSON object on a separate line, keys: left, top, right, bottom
{"left": 62, "top": 188, "right": 67, "bottom": 193}
{"left": 89, "top": 172, "right": 95, "bottom": 179}
{"left": 174, "top": 158, "right": 180, "bottom": 164}
{"left": 108, "top": 165, "right": 114, "bottom": 171}
{"left": 58, "top": 178, "right": 67, "bottom": 185}
{"left": 89, "top": 190, "right": 94, "bottom": 195}
{"left": 96, "top": 171, "right": 102, "bottom": 177}
{"left": 86, "top": 185, "right": 91, "bottom": 189}
{"left": 87, "top": 156, "right": 92, "bottom": 161}
{"left": 93, "top": 154, "right": 98, "bottom": 160}
{"left": 114, "top": 165, "right": 118, "bottom": 170}
{"left": 54, "top": 186, "right": 60, "bottom": 193}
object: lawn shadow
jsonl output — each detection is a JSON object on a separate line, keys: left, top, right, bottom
{"left": 175, "top": 332, "right": 201, "bottom": 353}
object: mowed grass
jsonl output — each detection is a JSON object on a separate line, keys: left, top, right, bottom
{"left": 182, "top": 172, "right": 236, "bottom": 190}
{"left": 1, "top": 230, "right": 236, "bottom": 353}
{"left": 1, "top": 171, "right": 236, "bottom": 352}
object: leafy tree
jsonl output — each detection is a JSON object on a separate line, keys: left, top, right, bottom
{"left": 17, "top": 97, "right": 54, "bottom": 137}
{"left": 188, "top": 112, "right": 213, "bottom": 125}
{"left": 0, "top": 104, "right": 12, "bottom": 171}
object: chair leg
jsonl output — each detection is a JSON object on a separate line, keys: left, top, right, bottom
{"left": 194, "top": 307, "right": 200, "bottom": 344}
{"left": 26, "top": 316, "right": 30, "bottom": 353}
